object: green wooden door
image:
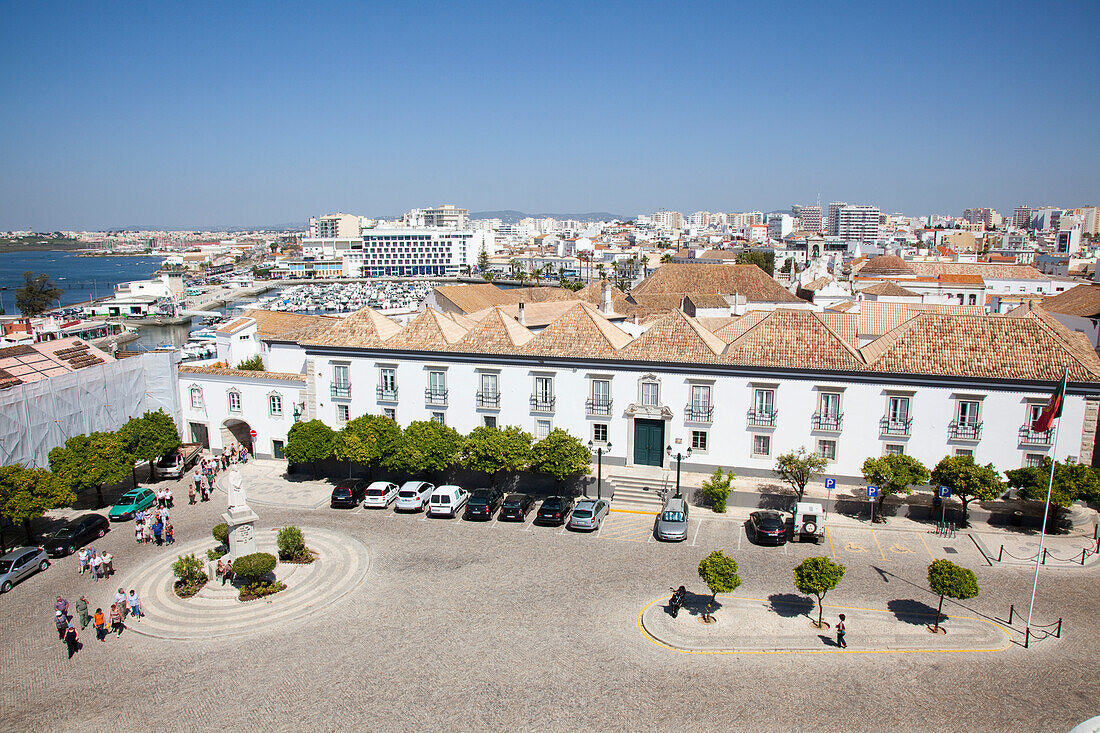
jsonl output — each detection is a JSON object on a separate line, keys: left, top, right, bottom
{"left": 633, "top": 419, "right": 664, "bottom": 466}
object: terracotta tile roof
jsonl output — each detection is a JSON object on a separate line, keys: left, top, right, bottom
{"left": 800, "top": 277, "right": 833, "bottom": 292}
{"left": 827, "top": 300, "right": 856, "bottom": 312}
{"left": 1039, "top": 285, "right": 1100, "bottom": 318}
{"left": 860, "top": 281, "right": 919, "bottom": 297}
{"left": 386, "top": 308, "right": 470, "bottom": 350}
{"left": 683, "top": 293, "right": 732, "bottom": 309}
{"left": 215, "top": 317, "right": 252, "bottom": 335}
{"left": 621, "top": 310, "right": 725, "bottom": 362}
{"left": 852, "top": 302, "right": 923, "bottom": 339}
{"left": 468, "top": 300, "right": 605, "bottom": 328}
{"left": 0, "top": 366, "right": 21, "bottom": 389}
{"left": 711, "top": 311, "right": 770, "bottom": 342}
{"left": 695, "top": 316, "right": 736, "bottom": 332}
{"left": 907, "top": 263, "right": 1046, "bottom": 280}
{"left": 724, "top": 310, "right": 866, "bottom": 370}
{"left": 300, "top": 307, "right": 402, "bottom": 347}
{"left": 442, "top": 311, "right": 480, "bottom": 330}
{"left": 454, "top": 307, "right": 535, "bottom": 353}
{"left": 432, "top": 283, "right": 578, "bottom": 314}
{"left": 936, "top": 274, "right": 985, "bottom": 285}
{"left": 239, "top": 309, "right": 340, "bottom": 340}
{"left": 855, "top": 255, "right": 913, "bottom": 276}
{"left": 632, "top": 263, "right": 805, "bottom": 303}
{"left": 525, "top": 303, "right": 632, "bottom": 358}
{"left": 178, "top": 365, "right": 306, "bottom": 382}
{"left": 820, "top": 312, "right": 858, "bottom": 345}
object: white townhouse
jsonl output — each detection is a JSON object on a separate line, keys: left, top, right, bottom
{"left": 177, "top": 298, "right": 1100, "bottom": 484}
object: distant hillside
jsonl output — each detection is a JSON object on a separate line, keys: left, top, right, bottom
{"left": 470, "top": 210, "right": 629, "bottom": 224}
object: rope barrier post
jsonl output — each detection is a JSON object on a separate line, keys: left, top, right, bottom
{"left": 1042, "top": 548, "right": 1047, "bottom": 565}
{"left": 1008, "top": 604, "right": 1014, "bottom": 625}
{"left": 1083, "top": 548, "right": 1087, "bottom": 566}
{"left": 1024, "top": 627, "right": 1030, "bottom": 649}
{"left": 1056, "top": 618, "right": 1062, "bottom": 639}
{"left": 998, "top": 545, "right": 1003, "bottom": 563}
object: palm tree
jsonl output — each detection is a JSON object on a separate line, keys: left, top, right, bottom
{"left": 532, "top": 266, "right": 543, "bottom": 286}
{"left": 509, "top": 259, "right": 521, "bottom": 279}
{"left": 517, "top": 271, "right": 529, "bottom": 286}
{"left": 557, "top": 265, "right": 566, "bottom": 285}
{"left": 597, "top": 263, "right": 606, "bottom": 280}
{"left": 660, "top": 253, "right": 673, "bottom": 263}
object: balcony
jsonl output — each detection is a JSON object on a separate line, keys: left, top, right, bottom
{"left": 1018, "top": 425, "right": 1053, "bottom": 446}
{"left": 811, "top": 412, "right": 843, "bottom": 431}
{"left": 330, "top": 383, "right": 351, "bottom": 399}
{"left": 476, "top": 391, "right": 500, "bottom": 409}
{"left": 425, "top": 388, "right": 448, "bottom": 406}
{"left": 376, "top": 385, "right": 398, "bottom": 402}
{"left": 746, "top": 409, "right": 778, "bottom": 428}
{"left": 586, "top": 398, "right": 613, "bottom": 417}
{"left": 949, "top": 420, "right": 983, "bottom": 441}
{"left": 879, "top": 417, "right": 912, "bottom": 437}
{"left": 685, "top": 403, "right": 714, "bottom": 423}
{"left": 530, "top": 394, "right": 556, "bottom": 412}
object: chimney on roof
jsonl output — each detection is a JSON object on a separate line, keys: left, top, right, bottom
{"left": 517, "top": 301, "right": 525, "bottom": 326}
{"left": 601, "top": 281, "right": 613, "bottom": 316}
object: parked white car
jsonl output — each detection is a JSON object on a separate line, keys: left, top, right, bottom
{"left": 395, "top": 481, "right": 435, "bottom": 512}
{"left": 427, "top": 485, "right": 469, "bottom": 518}
{"left": 362, "top": 481, "right": 399, "bottom": 509}
{"left": 792, "top": 502, "right": 825, "bottom": 542}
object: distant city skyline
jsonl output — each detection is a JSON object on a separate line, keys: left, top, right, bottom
{"left": 1, "top": 1, "right": 1098, "bottom": 231}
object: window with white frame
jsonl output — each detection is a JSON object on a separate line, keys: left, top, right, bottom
{"left": 641, "top": 380, "right": 660, "bottom": 407}
{"left": 691, "top": 430, "right": 708, "bottom": 451}
{"left": 483, "top": 415, "right": 497, "bottom": 428}
{"left": 1028, "top": 404, "right": 1043, "bottom": 428}
{"left": 333, "top": 364, "right": 350, "bottom": 388}
{"left": 268, "top": 393, "right": 283, "bottom": 417}
{"left": 818, "top": 392, "right": 841, "bottom": 418}
{"left": 190, "top": 386, "right": 203, "bottom": 409}
{"left": 957, "top": 400, "right": 980, "bottom": 425}
{"left": 955, "top": 448, "right": 973, "bottom": 457}
{"left": 227, "top": 390, "right": 241, "bottom": 413}
{"left": 535, "top": 419, "right": 552, "bottom": 438}
{"left": 431, "top": 411, "right": 446, "bottom": 425}
{"left": 383, "top": 408, "right": 395, "bottom": 421}
{"left": 752, "top": 434, "right": 771, "bottom": 456}
{"left": 337, "top": 404, "right": 349, "bottom": 423}
{"left": 428, "top": 370, "right": 447, "bottom": 400}
{"left": 887, "top": 396, "right": 910, "bottom": 425}
{"left": 817, "top": 439, "right": 837, "bottom": 461}
{"left": 593, "top": 423, "right": 608, "bottom": 443}
{"left": 378, "top": 367, "right": 397, "bottom": 397}
{"left": 533, "top": 376, "right": 554, "bottom": 410}
{"left": 885, "top": 444, "right": 905, "bottom": 456}
{"left": 478, "top": 373, "right": 500, "bottom": 408}
{"left": 1025, "top": 453, "right": 1045, "bottom": 467}
{"left": 589, "top": 379, "right": 611, "bottom": 415}
{"left": 753, "top": 388, "right": 775, "bottom": 415}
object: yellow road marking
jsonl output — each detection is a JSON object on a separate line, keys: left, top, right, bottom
{"left": 917, "top": 533, "right": 935, "bottom": 559}
{"left": 826, "top": 526, "right": 836, "bottom": 558}
{"left": 889, "top": 543, "right": 914, "bottom": 554}
{"left": 870, "top": 528, "right": 890, "bottom": 562}
{"left": 610, "top": 508, "right": 658, "bottom": 515}
{"left": 844, "top": 542, "right": 868, "bottom": 553}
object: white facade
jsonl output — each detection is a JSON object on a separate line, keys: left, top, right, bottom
{"left": 302, "top": 229, "right": 496, "bottom": 277}
{"left": 837, "top": 205, "right": 881, "bottom": 244}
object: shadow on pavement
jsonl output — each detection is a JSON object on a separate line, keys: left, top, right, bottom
{"left": 681, "top": 592, "right": 721, "bottom": 618}
{"left": 766, "top": 593, "right": 814, "bottom": 618}
{"left": 818, "top": 634, "right": 838, "bottom": 647}
{"left": 888, "top": 598, "right": 941, "bottom": 625}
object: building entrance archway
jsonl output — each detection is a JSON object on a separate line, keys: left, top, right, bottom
{"left": 221, "top": 419, "right": 254, "bottom": 455}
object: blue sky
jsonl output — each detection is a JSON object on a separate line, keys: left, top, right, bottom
{"left": 1, "top": 1, "right": 1098, "bottom": 230}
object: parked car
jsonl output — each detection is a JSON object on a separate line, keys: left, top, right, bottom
{"left": 535, "top": 496, "right": 575, "bottom": 526}
{"left": 153, "top": 443, "right": 203, "bottom": 479}
{"left": 792, "top": 501, "right": 825, "bottom": 543}
{"left": 108, "top": 488, "right": 158, "bottom": 521}
{"left": 655, "top": 496, "right": 690, "bottom": 541}
{"left": 427, "top": 485, "right": 470, "bottom": 518}
{"left": 395, "top": 481, "right": 435, "bottom": 512}
{"left": 43, "top": 514, "right": 110, "bottom": 557}
{"left": 362, "top": 481, "right": 399, "bottom": 509}
{"left": 0, "top": 546, "right": 49, "bottom": 593}
{"left": 463, "top": 488, "right": 504, "bottom": 520}
{"left": 330, "top": 481, "right": 368, "bottom": 509}
{"left": 567, "top": 499, "right": 610, "bottom": 531}
{"left": 748, "top": 510, "right": 788, "bottom": 545}
{"left": 498, "top": 493, "right": 535, "bottom": 521}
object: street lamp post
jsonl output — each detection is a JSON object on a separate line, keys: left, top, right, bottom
{"left": 666, "top": 445, "right": 693, "bottom": 498}
{"left": 588, "top": 440, "right": 611, "bottom": 500}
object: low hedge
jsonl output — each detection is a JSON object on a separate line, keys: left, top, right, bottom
{"left": 232, "top": 552, "right": 277, "bottom": 582}
{"left": 212, "top": 523, "right": 229, "bottom": 546}
{"left": 239, "top": 580, "right": 286, "bottom": 602}
{"left": 277, "top": 526, "right": 308, "bottom": 562}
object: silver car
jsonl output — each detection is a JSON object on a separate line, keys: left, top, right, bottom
{"left": 568, "top": 499, "right": 610, "bottom": 531}
{"left": 0, "top": 546, "right": 50, "bottom": 593}
{"left": 656, "top": 497, "right": 689, "bottom": 541}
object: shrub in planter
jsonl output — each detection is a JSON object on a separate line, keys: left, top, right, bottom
{"left": 277, "top": 525, "right": 308, "bottom": 561}
{"left": 212, "top": 523, "right": 229, "bottom": 546}
{"left": 239, "top": 580, "right": 287, "bottom": 602}
{"left": 206, "top": 547, "right": 228, "bottom": 561}
{"left": 172, "top": 553, "right": 207, "bottom": 598}
{"left": 232, "top": 552, "right": 277, "bottom": 583}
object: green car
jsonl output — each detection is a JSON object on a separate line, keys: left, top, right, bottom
{"left": 108, "top": 488, "right": 157, "bottom": 521}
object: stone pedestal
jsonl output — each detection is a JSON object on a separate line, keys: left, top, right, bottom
{"left": 222, "top": 505, "right": 260, "bottom": 561}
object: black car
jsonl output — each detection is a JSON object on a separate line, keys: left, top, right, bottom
{"left": 535, "top": 496, "right": 575, "bottom": 526}
{"left": 748, "top": 510, "right": 788, "bottom": 545}
{"left": 42, "top": 514, "right": 110, "bottom": 557}
{"left": 463, "top": 488, "right": 504, "bottom": 520}
{"left": 330, "top": 481, "right": 368, "bottom": 508}
{"left": 498, "top": 493, "right": 535, "bottom": 521}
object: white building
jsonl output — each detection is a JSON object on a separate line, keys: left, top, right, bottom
{"left": 309, "top": 213, "right": 361, "bottom": 239}
{"left": 767, "top": 213, "right": 794, "bottom": 240}
{"left": 302, "top": 228, "right": 497, "bottom": 277}
{"left": 836, "top": 205, "right": 881, "bottom": 244}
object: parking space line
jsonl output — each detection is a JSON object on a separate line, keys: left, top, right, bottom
{"left": 917, "top": 532, "right": 935, "bottom": 559}
{"left": 737, "top": 524, "right": 742, "bottom": 551}
{"left": 558, "top": 524, "right": 567, "bottom": 535}
{"left": 596, "top": 520, "right": 605, "bottom": 539}
{"left": 691, "top": 519, "right": 702, "bottom": 547}
{"left": 826, "top": 527, "right": 835, "bottom": 558}
{"left": 870, "top": 528, "right": 890, "bottom": 562}
{"left": 781, "top": 540, "right": 789, "bottom": 555}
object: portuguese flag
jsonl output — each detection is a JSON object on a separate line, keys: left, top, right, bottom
{"left": 1032, "top": 371, "right": 1067, "bottom": 433}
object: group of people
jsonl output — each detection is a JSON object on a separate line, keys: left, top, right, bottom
{"left": 191, "top": 458, "right": 218, "bottom": 503}
{"left": 214, "top": 558, "right": 236, "bottom": 586}
{"left": 76, "top": 547, "right": 114, "bottom": 581}
{"left": 54, "top": 589, "right": 143, "bottom": 658}
{"left": 223, "top": 442, "right": 250, "bottom": 467}
{"left": 133, "top": 505, "right": 173, "bottom": 546}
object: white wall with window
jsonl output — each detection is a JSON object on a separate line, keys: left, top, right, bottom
{"left": 179, "top": 370, "right": 304, "bottom": 459}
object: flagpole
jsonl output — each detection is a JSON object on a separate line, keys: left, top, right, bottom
{"left": 1025, "top": 367, "right": 1068, "bottom": 633}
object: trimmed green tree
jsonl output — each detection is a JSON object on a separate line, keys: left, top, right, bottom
{"left": 333, "top": 414, "right": 402, "bottom": 477}
{"left": 697, "top": 550, "right": 742, "bottom": 621}
{"left": 283, "top": 419, "right": 335, "bottom": 479}
{"left": 235, "top": 355, "right": 265, "bottom": 371}
{"left": 118, "top": 409, "right": 182, "bottom": 484}
{"left": 14, "top": 271, "right": 63, "bottom": 318}
{"left": 0, "top": 464, "right": 74, "bottom": 549}
{"left": 701, "top": 468, "right": 735, "bottom": 513}
{"left": 212, "top": 522, "right": 229, "bottom": 547}
{"left": 232, "top": 552, "right": 277, "bottom": 583}
{"left": 930, "top": 455, "right": 1003, "bottom": 527}
{"left": 49, "top": 431, "right": 134, "bottom": 508}
{"left": 1005, "top": 459, "right": 1100, "bottom": 533}
{"left": 384, "top": 419, "right": 464, "bottom": 479}
{"left": 926, "top": 559, "right": 979, "bottom": 632}
{"left": 277, "top": 526, "right": 309, "bottom": 562}
{"left": 793, "top": 556, "right": 846, "bottom": 627}
{"left": 529, "top": 429, "right": 591, "bottom": 484}
{"left": 735, "top": 251, "right": 775, "bottom": 276}
{"left": 774, "top": 447, "right": 828, "bottom": 502}
{"left": 461, "top": 425, "right": 532, "bottom": 489}
{"left": 860, "top": 454, "right": 930, "bottom": 523}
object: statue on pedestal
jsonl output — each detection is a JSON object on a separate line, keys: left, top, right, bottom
{"left": 222, "top": 468, "right": 259, "bottom": 561}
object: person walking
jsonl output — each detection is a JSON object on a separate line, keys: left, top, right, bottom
{"left": 64, "top": 622, "right": 81, "bottom": 658}
{"left": 192, "top": 468, "right": 204, "bottom": 498}
{"left": 135, "top": 521, "right": 144, "bottom": 544}
{"left": 165, "top": 487, "right": 174, "bottom": 508}
{"left": 115, "top": 588, "right": 128, "bottom": 619}
{"left": 77, "top": 548, "right": 90, "bottom": 575}
{"left": 90, "top": 552, "right": 104, "bottom": 581}
{"left": 165, "top": 522, "right": 174, "bottom": 545}
{"left": 109, "top": 604, "right": 125, "bottom": 636}
{"left": 76, "top": 596, "right": 90, "bottom": 630}
{"left": 54, "top": 610, "right": 68, "bottom": 641}
{"left": 188, "top": 483, "right": 197, "bottom": 505}
{"left": 205, "top": 471, "right": 215, "bottom": 495}
{"left": 54, "top": 596, "right": 70, "bottom": 620}
{"left": 93, "top": 608, "right": 107, "bottom": 641}
{"left": 102, "top": 551, "right": 114, "bottom": 577}
{"left": 152, "top": 520, "right": 163, "bottom": 546}
{"left": 836, "top": 614, "right": 847, "bottom": 648}
{"left": 127, "top": 590, "right": 143, "bottom": 619}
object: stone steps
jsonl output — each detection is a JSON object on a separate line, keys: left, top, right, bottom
{"left": 605, "top": 473, "right": 674, "bottom": 509}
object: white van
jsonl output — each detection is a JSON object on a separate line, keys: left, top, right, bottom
{"left": 427, "top": 485, "right": 469, "bottom": 518}
{"left": 792, "top": 502, "right": 825, "bottom": 542}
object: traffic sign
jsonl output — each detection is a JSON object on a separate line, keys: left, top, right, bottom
{"left": 938, "top": 486, "right": 951, "bottom": 499}
{"left": 249, "top": 429, "right": 257, "bottom": 438}
{"left": 824, "top": 478, "right": 836, "bottom": 490}
{"left": 866, "top": 485, "right": 879, "bottom": 498}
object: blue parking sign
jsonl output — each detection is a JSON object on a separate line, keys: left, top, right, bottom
{"left": 938, "top": 486, "right": 951, "bottom": 499}
{"left": 867, "top": 485, "right": 879, "bottom": 498}
{"left": 824, "top": 478, "right": 836, "bottom": 490}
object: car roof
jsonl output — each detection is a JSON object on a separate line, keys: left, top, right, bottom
{"left": 0, "top": 547, "right": 40, "bottom": 560}
{"left": 574, "top": 500, "right": 596, "bottom": 510}
{"left": 434, "top": 484, "right": 462, "bottom": 493}
{"left": 399, "top": 480, "right": 429, "bottom": 490}
{"left": 365, "top": 481, "right": 396, "bottom": 490}
{"left": 503, "top": 493, "right": 528, "bottom": 501}
{"left": 663, "top": 497, "right": 687, "bottom": 512}
{"left": 755, "top": 510, "right": 783, "bottom": 520}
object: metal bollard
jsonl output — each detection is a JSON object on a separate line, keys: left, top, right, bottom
{"left": 1083, "top": 549, "right": 1088, "bottom": 566}
{"left": 1056, "top": 618, "right": 1062, "bottom": 639}
{"left": 1008, "top": 604, "right": 1014, "bottom": 625}
{"left": 1042, "top": 548, "right": 1047, "bottom": 565}
{"left": 998, "top": 545, "right": 1004, "bottom": 562}
{"left": 1025, "top": 627, "right": 1030, "bottom": 648}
